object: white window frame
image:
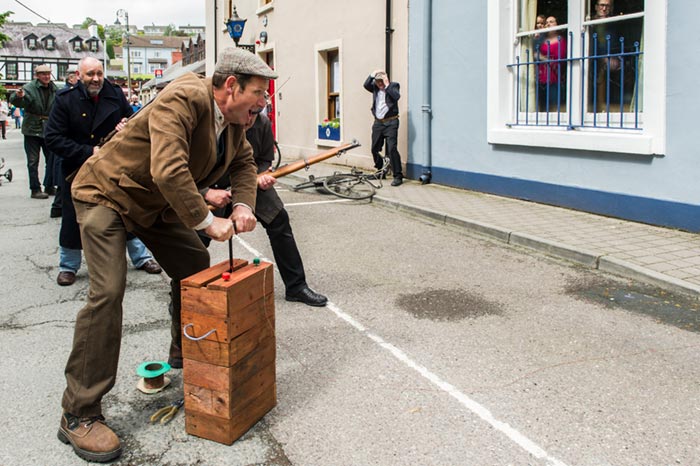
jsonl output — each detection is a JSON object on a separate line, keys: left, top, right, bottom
{"left": 487, "top": 0, "right": 667, "bottom": 155}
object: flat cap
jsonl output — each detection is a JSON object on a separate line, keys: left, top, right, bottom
{"left": 215, "top": 47, "right": 278, "bottom": 80}
{"left": 35, "top": 64, "right": 51, "bottom": 73}
{"left": 67, "top": 65, "right": 78, "bottom": 74}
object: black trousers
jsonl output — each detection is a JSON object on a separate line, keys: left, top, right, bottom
{"left": 259, "top": 208, "right": 306, "bottom": 295}
{"left": 370, "top": 118, "right": 402, "bottom": 177}
{"left": 23, "top": 135, "right": 55, "bottom": 192}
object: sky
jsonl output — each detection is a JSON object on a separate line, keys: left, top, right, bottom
{"left": 6, "top": 0, "right": 206, "bottom": 29}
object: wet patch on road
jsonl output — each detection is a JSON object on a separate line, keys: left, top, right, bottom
{"left": 566, "top": 277, "right": 700, "bottom": 333}
{"left": 397, "top": 288, "right": 504, "bottom": 321}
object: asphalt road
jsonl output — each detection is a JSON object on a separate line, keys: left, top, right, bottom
{"left": 0, "top": 128, "right": 698, "bottom": 466}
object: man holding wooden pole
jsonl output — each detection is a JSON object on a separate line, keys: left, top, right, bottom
{"left": 201, "top": 111, "right": 328, "bottom": 307}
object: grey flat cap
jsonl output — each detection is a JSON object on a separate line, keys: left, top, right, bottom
{"left": 215, "top": 47, "right": 278, "bottom": 79}
{"left": 35, "top": 64, "right": 51, "bottom": 73}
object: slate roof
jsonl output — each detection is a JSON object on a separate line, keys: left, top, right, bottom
{"left": 0, "top": 22, "right": 101, "bottom": 59}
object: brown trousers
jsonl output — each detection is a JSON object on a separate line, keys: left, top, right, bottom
{"left": 62, "top": 201, "right": 209, "bottom": 416}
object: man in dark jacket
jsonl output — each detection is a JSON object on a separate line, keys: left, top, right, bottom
{"left": 44, "top": 57, "right": 161, "bottom": 287}
{"left": 363, "top": 70, "right": 403, "bottom": 186}
{"left": 201, "top": 112, "right": 328, "bottom": 309}
{"left": 10, "top": 63, "right": 58, "bottom": 198}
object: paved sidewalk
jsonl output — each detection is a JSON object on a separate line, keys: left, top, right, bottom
{"left": 283, "top": 160, "right": 700, "bottom": 298}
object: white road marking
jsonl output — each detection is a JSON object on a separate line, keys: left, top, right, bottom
{"left": 234, "top": 236, "right": 568, "bottom": 466}
{"left": 284, "top": 199, "right": 352, "bottom": 207}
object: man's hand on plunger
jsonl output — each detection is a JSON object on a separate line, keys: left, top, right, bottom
{"left": 203, "top": 205, "right": 256, "bottom": 241}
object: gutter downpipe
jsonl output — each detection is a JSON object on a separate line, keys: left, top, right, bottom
{"left": 385, "top": 0, "right": 393, "bottom": 75}
{"left": 419, "top": 0, "right": 433, "bottom": 185}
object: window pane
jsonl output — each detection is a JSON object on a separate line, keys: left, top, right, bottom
{"left": 586, "top": 14, "right": 643, "bottom": 114}
{"left": 587, "top": 0, "right": 644, "bottom": 21}
{"left": 519, "top": 0, "right": 567, "bottom": 32}
{"left": 328, "top": 51, "right": 340, "bottom": 93}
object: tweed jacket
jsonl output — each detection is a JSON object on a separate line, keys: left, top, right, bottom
{"left": 10, "top": 78, "right": 58, "bottom": 137}
{"left": 71, "top": 72, "right": 258, "bottom": 230}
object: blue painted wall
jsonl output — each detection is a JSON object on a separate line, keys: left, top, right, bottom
{"left": 407, "top": 1, "right": 700, "bottom": 231}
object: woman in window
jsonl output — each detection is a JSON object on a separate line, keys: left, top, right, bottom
{"left": 537, "top": 16, "right": 567, "bottom": 112}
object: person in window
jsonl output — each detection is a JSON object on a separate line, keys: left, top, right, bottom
{"left": 364, "top": 70, "right": 403, "bottom": 186}
{"left": 589, "top": 0, "right": 621, "bottom": 112}
{"left": 537, "top": 16, "right": 567, "bottom": 112}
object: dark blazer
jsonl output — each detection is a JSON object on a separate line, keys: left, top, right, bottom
{"left": 363, "top": 75, "right": 401, "bottom": 119}
{"left": 44, "top": 79, "right": 133, "bottom": 175}
{"left": 71, "top": 73, "right": 257, "bottom": 230}
{"left": 247, "top": 114, "right": 282, "bottom": 224}
{"left": 206, "top": 114, "right": 281, "bottom": 225}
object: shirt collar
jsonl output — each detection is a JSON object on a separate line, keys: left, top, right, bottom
{"left": 214, "top": 100, "right": 226, "bottom": 138}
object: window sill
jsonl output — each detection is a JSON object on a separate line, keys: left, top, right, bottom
{"left": 315, "top": 139, "right": 342, "bottom": 148}
{"left": 256, "top": 3, "right": 274, "bottom": 15}
{"left": 488, "top": 127, "right": 661, "bottom": 155}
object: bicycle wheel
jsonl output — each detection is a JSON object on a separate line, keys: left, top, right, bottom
{"left": 323, "top": 174, "right": 376, "bottom": 200}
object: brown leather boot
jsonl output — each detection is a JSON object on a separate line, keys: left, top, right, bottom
{"left": 57, "top": 413, "right": 122, "bottom": 462}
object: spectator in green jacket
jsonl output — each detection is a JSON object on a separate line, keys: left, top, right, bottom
{"left": 10, "top": 64, "right": 58, "bottom": 199}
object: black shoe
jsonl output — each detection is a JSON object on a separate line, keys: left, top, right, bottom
{"left": 57, "top": 271, "right": 76, "bottom": 286}
{"left": 286, "top": 286, "right": 328, "bottom": 307}
{"left": 391, "top": 176, "right": 403, "bottom": 186}
{"left": 137, "top": 259, "right": 162, "bottom": 274}
{"left": 50, "top": 207, "right": 62, "bottom": 218}
{"left": 31, "top": 190, "right": 49, "bottom": 199}
{"left": 44, "top": 186, "right": 57, "bottom": 196}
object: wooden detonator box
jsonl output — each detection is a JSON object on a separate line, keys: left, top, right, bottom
{"left": 180, "top": 258, "right": 276, "bottom": 444}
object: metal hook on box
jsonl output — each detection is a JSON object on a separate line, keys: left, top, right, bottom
{"left": 183, "top": 323, "right": 217, "bottom": 341}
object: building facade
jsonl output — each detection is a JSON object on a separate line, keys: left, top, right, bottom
{"left": 406, "top": 1, "right": 699, "bottom": 231}
{"left": 205, "top": 0, "right": 409, "bottom": 168}
{"left": 0, "top": 22, "right": 104, "bottom": 90}
{"left": 120, "top": 35, "right": 185, "bottom": 75}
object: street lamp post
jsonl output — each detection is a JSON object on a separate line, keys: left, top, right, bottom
{"left": 115, "top": 9, "right": 131, "bottom": 98}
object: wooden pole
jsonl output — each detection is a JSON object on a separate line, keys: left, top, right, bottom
{"left": 259, "top": 140, "right": 360, "bottom": 180}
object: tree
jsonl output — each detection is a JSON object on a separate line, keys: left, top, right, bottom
{"left": 80, "top": 17, "right": 105, "bottom": 40}
{"left": 0, "top": 11, "right": 13, "bottom": 99}
{"left": 0, "top": 10, "right": 13, "bottom": 45}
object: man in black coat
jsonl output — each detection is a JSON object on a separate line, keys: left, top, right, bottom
{"left": 363, "top": 70, "right": 403, "bottom": 186}
{"left": 44, "top": 57, "right": 161, "bottom": 287}
{"left": 201, "top": 112, "right": 328, "bottom": 308}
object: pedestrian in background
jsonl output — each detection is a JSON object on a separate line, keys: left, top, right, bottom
{"left": 10, "top": 64, "right": 58, "bottom": 199}
{"left": 363, "top": 69, "right": 403, "bottom": 186}
{"left": 12, "top": 106, "right": 22, "bottom": 128}
{"left": 44, "top": 57, "right": 162, "bottom": 286}
{"left": 0, "top": 100, "right": 8, "bottom": 139}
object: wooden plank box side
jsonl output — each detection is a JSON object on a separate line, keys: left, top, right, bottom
{"left": 181, "top": 259, "right": 248, "bottom": 288}
{"left": 181, "top": 293, "right": 274, "bottom": 344}
{"left": 182, "top": 315, "right": 275, "bottom": 367}
{"left": 185, "top": 384, "right": 277, "bottom": 445}
{"left": 181, "top": 262, "right": 274, "bottom": 318}
{"left": 183, "top": 354, "right": 276, "bottom": 419}
{"left": 183, "top": 336, "right": 276, "bottom": 394}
